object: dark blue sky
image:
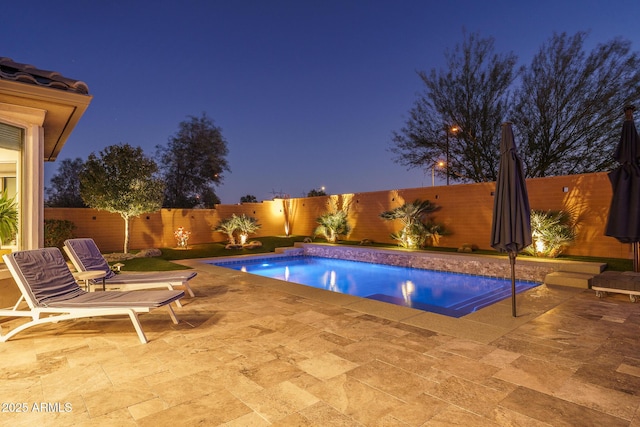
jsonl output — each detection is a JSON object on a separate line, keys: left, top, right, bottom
{"left": 3, "top": 0, "right": 640, "bottom": 203}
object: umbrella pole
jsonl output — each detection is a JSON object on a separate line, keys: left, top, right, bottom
{"left": 634, "top": 242, "right": 640, "bottom": 273}
{"left": 509, "top": 252, "right": 517, "bottom": 317}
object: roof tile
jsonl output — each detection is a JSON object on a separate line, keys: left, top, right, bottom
{"left": 0, "top": 57, "right": 90, "bottom": 95}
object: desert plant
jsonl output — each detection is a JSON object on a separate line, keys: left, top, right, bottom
{"left": 422, "top": 220, "right": 448, "bottom": 247}
{"left": 314, "top": 211, "right": 351, "bottom": 243}
{"left": 214, "top": 216, "right": 238, "bottom": 245}
{"left": 214, "top": 214, "right": 261, "bottom": 245}
{"left": 379, "top": 199, "right": 441, "bottom": 249}
{"left": 234, "top": 214, "right": 261, "bottom": 244}
{"left": 0, "top": 192, "right": 18, "bottom": 247}
{"left": 523, "top": 210, "right": 576, "bottom": 257}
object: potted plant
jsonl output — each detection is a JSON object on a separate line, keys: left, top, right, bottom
{"left": 0, "top": 192, "right": 18, "bottom": 261}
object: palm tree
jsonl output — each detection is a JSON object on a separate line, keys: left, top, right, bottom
{"left": 234, "top": 214, "right": 260, "bottom": 245}
{"left": 214, "top": 217, "right": 238, "bottom": 245}
{"left": 314, "top": 211, "right": 351, "bottom": 243}
{"left": 379, "top": 200, "right": 439, "bottom": 248}
{"left": 524, "top": 210, "right": 576, "bottom": 257}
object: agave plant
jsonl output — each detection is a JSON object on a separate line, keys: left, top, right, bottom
{"left": 0, "top": 192, "right": 18, "bottom": 247}
{"left": 314, "top": 210, "right": 351, "bottom": 243}
{"left": 379, "top": 199, "right": 440, "bottom": 249}
{"left": 523, "top": 210, "right": 576, "bottom": 258}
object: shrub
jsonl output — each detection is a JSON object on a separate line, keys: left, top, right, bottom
{"left": 44, "top": 219, "right": 76, "bottom": 250}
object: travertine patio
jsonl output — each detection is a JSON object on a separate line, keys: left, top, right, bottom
{"left": 0, "top": 259, "right": 639, "bottom": 426}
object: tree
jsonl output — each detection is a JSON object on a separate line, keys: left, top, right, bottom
{"left": 213, "top": 214, "right": 261, "bottom": 245}
{"left": 79, "top": 144, "right": 165, "bottom": 253}
{"left": 313, "top": 196, "right": 352, "bottom": 243}
{"left": 45, "top": 158, "right": 86, "bottom": 207}
{"left": 391, "top": 31, "right": 518, "bottom": 183}
{"left": 512, "top": 32, "right": 640, "bottom": 177}
{"left": 307, "top": 188, "right": 326, "bottom": 197}
{"left": 314, "top": 211, "right": 351, "bottom": 243}
{"left": 379, "top": 199, "right": 441, "bottom": 249}
{"left": 523, "top": 210, "right": 576, "bottom": 258}
{"left": 157, "top": 113, "right": 230, "bottom": 208}
{"left": 234, "top": 214, "right": 260, "bottom": 245}
{"left": 214, "top": 217, "right": 237, "bottom": 245}
{"left": 240, "top": 194, "right": 258, "bottom": 203}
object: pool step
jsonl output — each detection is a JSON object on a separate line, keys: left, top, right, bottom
{"left": 550, "top": 261, "right": 606, "bottom": 275}
{"left": 544, "top": 271, "right": 594, "bottom": 289}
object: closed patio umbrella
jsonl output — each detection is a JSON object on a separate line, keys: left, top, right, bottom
{"left": 490, "top": 122, "right": 532, "bottom": 317}
{"left": 605, "top": 105, "right": 640, "bottom": 272}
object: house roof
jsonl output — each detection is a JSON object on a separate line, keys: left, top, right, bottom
{"left": 0, "top": 57, "right": 92, "bottom": 161}
{"left": 0, "top": 57, "right": 89, "bottom": 95}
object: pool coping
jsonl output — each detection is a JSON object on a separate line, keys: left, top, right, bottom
{"left": 177, "top": 246, "right": 589, "bottom": 344}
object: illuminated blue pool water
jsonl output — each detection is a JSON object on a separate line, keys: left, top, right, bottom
{"left": 210, "top": 256, "right": 540, "bottom": 318}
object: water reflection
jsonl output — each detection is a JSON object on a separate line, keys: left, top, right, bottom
{"left": 320, "top": 270, "right": 338, "bottom": 292}
{"left": 401, "top": 280, "right": 415, "bottom": 306}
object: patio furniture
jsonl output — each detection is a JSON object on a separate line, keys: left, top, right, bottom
{"left": 591, "top": 270, "right": 640, "bottom": 302}
{"left": 63, "top": 238, "right": 196, "bottom": 307}
{"left": 1, "top": 248, "right": 184, "bottom": 343}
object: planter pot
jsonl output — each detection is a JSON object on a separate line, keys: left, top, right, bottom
{"left": 0, "top": 248, "right": 12, "bottom": 263}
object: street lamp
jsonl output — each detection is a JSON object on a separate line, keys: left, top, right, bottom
{"left": 445, "top": 125, "right": 460, "bottom": 185}
{"left": 432, "top": 161, "right": 445, "bottom": 186}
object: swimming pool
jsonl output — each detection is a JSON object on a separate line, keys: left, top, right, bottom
{"left": 210, "top": 255, "right": 540, "bottom": 318}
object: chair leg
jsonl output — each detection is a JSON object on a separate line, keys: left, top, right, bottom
{"left": 183, "top": 282, "right": 195, "bottom": 298}
{"left": 126, "top": 311, "right": 148, "bottom": 344}
{"left": 167, "top": 305, "right": 179, "bottom": 325}
{"left": 11, "top": 296, "right": 24, "bottom": 310}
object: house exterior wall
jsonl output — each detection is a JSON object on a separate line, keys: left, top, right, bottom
{"left": 45, "top": 171, "right": 629, "bottom": 259}
{"left": 0, "top": 103, "right": 47, "bottom": 250}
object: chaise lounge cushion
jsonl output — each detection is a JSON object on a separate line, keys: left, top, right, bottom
{"left": 64, "top": 238, "right": 196, "bottom": 283}
{"left": 591, "top": 271, "right": 640, "bottom": 292}
{"left": 9, "top": 248, "right": 184, "bottom": 308}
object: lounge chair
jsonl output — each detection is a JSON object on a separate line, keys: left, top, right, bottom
{"left": 1, "top": 248, "right": 184, "bottom": 343}
{"left": 63, "top": 238, "right": 196, "bottom": 306}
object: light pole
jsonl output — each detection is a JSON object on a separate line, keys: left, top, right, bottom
{"left": 445, "top": 125, "right": 459, "bottom": 185}
{"left": 432, "top": 161, "right": 444, "bottom": 186}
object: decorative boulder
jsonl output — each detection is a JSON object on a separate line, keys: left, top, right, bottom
{"left": 457, "top": 243, "right": 478, "bottom": 253}
{"left": 135, "top": 248, "right": 162, "bottom": 258}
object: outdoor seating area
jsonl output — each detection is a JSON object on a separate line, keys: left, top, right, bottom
{"left": 0, "top": 259, "right": 639, "bottom": 425}
{"left": 0, "top": 248, "right": 184, "bottom": 344}
{"left": 63, "top": 238, "right": 197, "bottom": 306}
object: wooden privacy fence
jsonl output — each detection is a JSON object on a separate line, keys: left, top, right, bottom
{"left": 45, "top": 172, "right": 631, "bottom": 259}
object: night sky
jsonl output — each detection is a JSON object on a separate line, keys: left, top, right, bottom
{"left": 3, "top": 0, "right": 640, "bottom": 203}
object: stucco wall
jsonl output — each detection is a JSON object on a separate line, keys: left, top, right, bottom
{"left": 45, "top": 172, "right": 630, "bottom": 259}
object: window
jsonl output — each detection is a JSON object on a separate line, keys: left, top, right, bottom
{"left": 0, "top": 122, "right": 23, "bottom": 249}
